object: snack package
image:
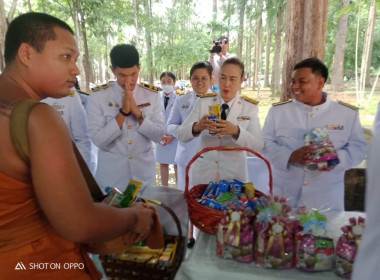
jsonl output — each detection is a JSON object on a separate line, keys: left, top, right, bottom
{"left": 217, "top": 207, "right": 255, "bottom": 263}
{"left": 304, "top": 128, "right": 340, "bottom": 171}
{"left": 295, "top": 208, "right": 334, "bottom": 272}
{"left": 335, "top": 216, "right": 365, "bottom": 279}
{"left": 254, "top": 196, "right": 294, "bottom": 269}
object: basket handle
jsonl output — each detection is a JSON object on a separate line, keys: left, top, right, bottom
{"left": 185, "top": 146, "right": 273, "bottom": 197}
{"left": 142, "top": 198, "right": 183, "bottom": 238}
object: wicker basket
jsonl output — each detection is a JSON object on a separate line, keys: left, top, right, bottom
{"left": 185, "top": 146, "right": 273, "bottom": 234}
{"left": 100, "top": 199, "right": 185, "bottom": 280}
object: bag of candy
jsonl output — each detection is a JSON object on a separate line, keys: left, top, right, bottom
{"left": 216, "top": 206, "right": 255, "bottom": 263}
{"left": 254, "top": 196, "right": 294, "bottom": 269}
{"left": 335, "top": 216, "right": 365, "bottom": 279}
{"left": 295, "top": 208, "right": 334, "bottom": 272}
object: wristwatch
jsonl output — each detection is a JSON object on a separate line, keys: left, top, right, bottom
{"left": 136, "top": 112, "right": 145, "bottom": 121}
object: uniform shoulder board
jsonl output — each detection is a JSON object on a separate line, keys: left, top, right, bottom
{"left": 77, "top": 90, "right": 89, "bottom": 96}
{"left": 176, "top": 89, "right": 185, "bottom": 96}
{"left": 199, "top": 93, "right": 217, "bottom": 98}
{"left": 272, "top": 99, "right": 293, "bottom": 106}
{"left": 139, "top": 82, "right": 159, "bottom": 92}
{"left": 91, "top": 82, "right": 112, "bottom": 92}
{"left": 242, "top": 95, "right": 259, "bottom": 105}
{"left": 338, "top": 100, "right": 359, "bottom": 110}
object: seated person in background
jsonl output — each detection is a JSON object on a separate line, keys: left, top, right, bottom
{"left": 262, "top": 57, "right": 366, "bottom": 211}
{"left": 87, "top": 44, "right": 165, "bottom": 194}
{"left": 0, "top": 12, "right": 153, "bottom": 279}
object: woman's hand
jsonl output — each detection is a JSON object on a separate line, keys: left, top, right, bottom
{"left": 192, "top": 115, "right": 215, "bottom": 135}
{"left": 214, "top": 119, "right": 240, "bottom": 138}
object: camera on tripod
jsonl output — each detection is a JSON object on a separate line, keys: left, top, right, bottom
{"left": 209, "top": 40, "right": 222, "bottom": 53}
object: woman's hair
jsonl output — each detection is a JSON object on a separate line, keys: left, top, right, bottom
{"left": 160, "top": 72, "right": 176, "bottom": 82}
{"left": 190, "top": 61, "right": 213, "bottom": 78}
{"left": 221, "top": 57, "right": 245, "bottom": 78}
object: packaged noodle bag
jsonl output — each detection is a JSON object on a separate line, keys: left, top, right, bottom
{"left": 335, "top": 216, "right": 365, "bottom": 279}
{"left": 304, "top": 128, "right": 340, "bottom": 171}
{"left": 295, "top": 208, "right": 334, "bottom": 272}
{"left": 254, "top": 196, "right": 294, "bottom": 269}
{"left": 216, "top": 205, "right": 255, "bottom": 263}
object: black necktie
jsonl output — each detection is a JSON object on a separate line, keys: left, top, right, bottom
{"left": 164, "top": 96, "right": 169, "bottom": 109}
{"left": 221, "top": 103, "right": 229, "bottom": 120}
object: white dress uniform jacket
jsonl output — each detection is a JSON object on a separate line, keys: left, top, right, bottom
{"left": 373, "top": 102, "right": 380, "bottom": 134}
{"left": 155, "top": 90, "right": 178, "bottom": 165}
{"left": 42, "top": 91, "right": 93, "bottom": 172}
{"left": 262, "top": 94, "right": 367, "bottom": 211}
{"left": 167, "top": 90, "right": 201, "bottom": 190}
{"left": 177, "top": 93, "right": 263, "bottom": 186}
{"left": 87, "top": 82, "right": 165, "bottom": 193}
{"left": 352, "top": 134, "right": 380, "bottom": 280}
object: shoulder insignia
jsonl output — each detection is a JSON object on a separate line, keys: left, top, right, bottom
{"left": 338, "top": 100, "right": 358, "bottom": 110}
{"left": 69, "top": 90, "right": 75, "bottom": 97}
{"left": 199, "top": 93, "right": 217, "bottom": 98}
{"left": 139, "top": 82, "right": 159, "bottom": 92}
{"left": 242, "top": 95, "right": 259, "bottom": 105}
{"left": 176, "top": 89, "right": 185, "bottom": 96}
{"left": 77, "top": 90, "right": 89, "bottom": 96}
{"left": 91, "top": 82, "right": 112, "bottom": 92}
{"left": 272, "top": 99, "right": 293, "bottom": 106}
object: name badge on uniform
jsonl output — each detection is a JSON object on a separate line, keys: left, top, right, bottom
{"left": 326, "top": 125, "right": 344, "bottom": 130}
{"left": 137, "top": 102, "right": 151, "bottom": 109}
{"left": 182, "top": 104, "right": 189, "bottom": 109}
{"left": 237, "top": 116, "right": 250, "bottom": 121}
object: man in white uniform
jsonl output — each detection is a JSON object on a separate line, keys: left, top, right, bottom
{"left": 262, "top": 58, "right": 366, "bottom": 211}
{"left": 352, "top": 134, "right": 380, "bottom": 280}
{"left": 87, "top": 44, "right": 165, "bottom": 193}
{"left": 42, "top": 90, "right": 93, "bottom": 173}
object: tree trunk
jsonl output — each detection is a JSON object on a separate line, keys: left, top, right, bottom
{"left": 0, "top": 0, "right": 17, "bottom": 71}
{"left": 253, "top": 15, "right": 262, "bottom": 90}
{"left": 143, "top": 0, "right": 154, "bottom": 85}
{"left": 271, "top": 3, "right": 284, "bottom": 99}
{"left": 226, "top": 0, "right": 231, "bottom": 39}
{"left": 331, "top": 0, "right": 350, "bottom": 92}
{"left": 132, "top": 0, "right": 139, "bottom": 49}
{"left": 212, "top": 0, "right": 217, "bottom": 39}
{"left": 281, "top": 0, "right": 329, "bottom": 101}
{"left": 72, "top": 0, "right": 85, "bottom": 89}
{"left": 247, "top": 15, "right": 253, "bottom": 87}
{"left": 264, "top": 24, "right": 272, "bottom": 87}
{"left": 237, "top": 0, "right": 246, "bottom": 59}
{"left": 363, "top": 1, "right": 376, "bottom": 88}
{"left": 78, "top": 6, "right": 92, "bottom": 92}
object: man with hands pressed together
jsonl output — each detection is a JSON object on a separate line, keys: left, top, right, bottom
{"left": 177, "top": 57, "right": 263, "bottom": 186}
{"left": 262, "top": 58, "right": 366, "bottom": 211}
{"left": 87, "top": 44, "right": 165, "bottom": 193}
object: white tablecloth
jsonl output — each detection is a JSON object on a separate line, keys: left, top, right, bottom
{"left": 175, "top": 211, "right": 365, "bottom": 280}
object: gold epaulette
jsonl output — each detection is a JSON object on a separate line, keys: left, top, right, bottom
{"left": 338, "top": 100, "right": 359, "bottom": 110}
{"left": 242, "top": 95, "right": 259, "bottom": 105}
{"left": 91, "top": 82, "right": 112, "bottom": 92}
{"left": 139, "top": 83, "right": 159, "bottom": 92}
{"left": 199, "top": 93, "right": 217, "bottom": 98}
{"left": 77, "top": 89, "right": 89, "bottom": 96}
{"left": 272, "top": 99, "right": 293, "bottom": 106}
{"left": 176, "top": 89, "right": 185, "bottom": 96}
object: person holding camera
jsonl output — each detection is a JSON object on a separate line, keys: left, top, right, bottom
{"left": 209, "top": 35, "right": 236, "bottom": 89}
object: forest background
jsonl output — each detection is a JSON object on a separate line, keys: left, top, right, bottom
{"left": 0, "top": 0, "right": 379, "bottom": 186}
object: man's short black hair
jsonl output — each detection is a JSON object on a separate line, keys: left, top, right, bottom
{"left": 4, "top": 12, "right": 73, "bottom": 65}
{"left": 218, "top": 35, "right": 229, "bottom": 44}
{"left": 190, "top": 61, "right": 213, "bottom": 79}
{"left": 293, "top": 57, "right": 329, "bottom": 83}
{"left": 110, "top": 44, "right": 140, "bottom": 68}
{"left": 160, "top": 72, "right": 176, "bottom": 82}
